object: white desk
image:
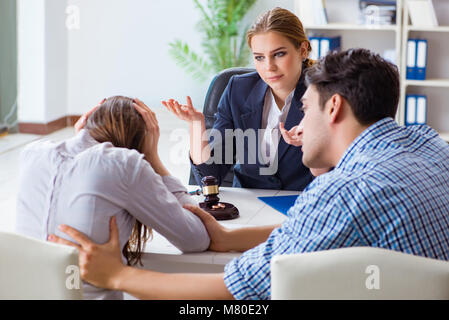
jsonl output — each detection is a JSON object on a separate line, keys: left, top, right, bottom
{"left": 141, "top": 187, "right": 300, "bottom": 273}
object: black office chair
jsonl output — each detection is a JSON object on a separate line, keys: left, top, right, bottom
{"left": 189, "top": 67, "right": 256, "bottom": 186}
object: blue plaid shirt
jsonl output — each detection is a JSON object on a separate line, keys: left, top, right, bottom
{"left": 223, "top": 117, "right": 449, "bottom": 300}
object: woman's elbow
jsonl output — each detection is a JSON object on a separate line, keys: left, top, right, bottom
{"left": 179, "top": 226, "right": 211, "bottom": 253}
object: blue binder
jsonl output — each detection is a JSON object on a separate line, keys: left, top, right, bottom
{"left": 406, "top": 39, "right": 417, "bottom": 80}
{"left": 405, "top": 94, "right": 417, "bottom": 126}
{"left": 405, "top": 94, "right": 427, "bottom": 126}
{"left": 309, "top": 36, "right": 341, "bottom": 59}
{"left": 415, "top": 39, "right": 428, "bottom": 80}
{"left": 319, "top": 36, "right": 341, "bottom": 58}
{"left": 415, "top": 95, "right": 427, "bottom": 124}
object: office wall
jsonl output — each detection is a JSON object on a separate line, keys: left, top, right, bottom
{"left": 17, "top": 0, "right": 292, "bottom": 124}
{"left": 0, "top": 0, "right": 17, "bottom": 127}
{"left": 17, "top": 0, "right": 46, "bottom": 123}
{"left": 65, "top": 0, "right": 292, "bottom": 116}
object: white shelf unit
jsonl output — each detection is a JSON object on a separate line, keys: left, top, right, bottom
{"left": 302, "top": 0, "right": 403, "bottom": 124}
{"left": 399, "top": 0, "right": 449, "bottom": 142}
{"left": 298, "top": 0, "right": 449, "bottom": 143}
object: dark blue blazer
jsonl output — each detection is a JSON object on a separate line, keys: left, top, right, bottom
{"left": 191, "top": 70, "right": 314, "bottom": 191}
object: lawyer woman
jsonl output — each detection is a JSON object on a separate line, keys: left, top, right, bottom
{"left": 163, "top": 7, "right": 317, "bottom": 191}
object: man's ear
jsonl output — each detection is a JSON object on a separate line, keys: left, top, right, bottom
{"left": 327, "top": 94, "right": 344, "bottom": 124}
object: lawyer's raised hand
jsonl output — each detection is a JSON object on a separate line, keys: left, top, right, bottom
{"left": 162, "top": 96, "right": 204, "bottom": 123}
{"left": 280, "top": 122, "right": 303, "bottom": 147}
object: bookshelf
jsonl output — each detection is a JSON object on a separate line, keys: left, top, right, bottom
{"left": 399, "top": 0, "right": 449, "bottom": 142}
{"left": 296, "top": 0, "right": 449, "bottom": 143}
{"left": 301, "top": 0, "right": 403, "bottom": 66}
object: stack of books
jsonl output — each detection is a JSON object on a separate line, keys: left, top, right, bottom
{"left": 359, "top": 0, "right": 396, "bottom": 25}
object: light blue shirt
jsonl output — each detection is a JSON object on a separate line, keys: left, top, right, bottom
{"left": 224, "top": 118, "right": 449, "bottom": 300}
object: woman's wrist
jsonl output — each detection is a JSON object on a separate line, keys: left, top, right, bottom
{"left": 110, "top": 265, "right": 134, "bottom": 291}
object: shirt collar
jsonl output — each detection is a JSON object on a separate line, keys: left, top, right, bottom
{"left": 267, "top": 88, "right": 296, "bottom": 114}
{"left": 63, "top": 129, "right": 100, "bottom": 155}
{"left": 335, "top": 117, "right": 398, "bottom": 169}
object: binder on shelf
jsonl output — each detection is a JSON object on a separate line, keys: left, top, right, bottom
{"left": 407, "top": 0, "right": 438, "bottom": 27}
{"left": 405, "top": 94, "right": 427, "bottom": 126}
{"left": 320, "top": 37, "right": 341, "bottom": 57}
{"left": 406, "top": 39, "right": 417, "bottom": 80}
{"left": 310, "top": 37, "right": 320, "bottom": 60}
{"left": 416, "top": 39, "right": 428, "bottom": 80}
{"left": 405, "top": 94, "right": 417, "bottom": 126}
{"left": 406, "top": 39, "right": 428, "bottom": 80}
{"left": 416, "top": 95, "right": 427, "bottom": 124}
{"left": 295, "top": 0, "right": 328, "bottom": 26}
{"left": 309, "top": 36, "right": 341, "bottom": 59}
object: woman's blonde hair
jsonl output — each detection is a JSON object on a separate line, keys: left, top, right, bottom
{"left": 246, "top": 7, "right": 315, "bottom": 68}
{"left": 85, "top": 96, "right": 152, "bottom": 266}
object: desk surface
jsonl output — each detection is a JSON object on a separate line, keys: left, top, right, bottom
{"left": 141, "top": 187, "right": 300, "bottom": 272}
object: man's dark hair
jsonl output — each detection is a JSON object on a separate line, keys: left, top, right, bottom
{"left": 305, "top": 48, "right": 400, "bottom": 125}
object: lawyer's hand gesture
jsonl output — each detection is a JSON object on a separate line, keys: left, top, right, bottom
{"left": 280, "top": 122, "right": 303, "bottom": 147}
{"left": 162, "top": 96, "right": 204, "bottom": 123}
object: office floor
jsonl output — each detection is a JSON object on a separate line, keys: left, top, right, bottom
{"left": 0, "top": 110, "right": 192, "bottom": 233}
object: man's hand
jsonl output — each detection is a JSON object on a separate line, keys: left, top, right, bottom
{"left": 280, "top": 122, "right": 303, "bottom": 147}
{"left": 48, "top": 217, "right": 126, "bottom": 290}
{"left": 74, "top": 98, "right": 106, "bottom": 133}
{"left": 183, "top": 204, "right": 232, "bottom": 252}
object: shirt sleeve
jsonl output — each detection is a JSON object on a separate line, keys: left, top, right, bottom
{"left": 124, "top": 154, "right": 210, "bottom": 253}
{"left": 160, "top": 175, "right": 198, "bottom": 207}
{"left": 223, "top": 179, "right": 363, "bottom": 300}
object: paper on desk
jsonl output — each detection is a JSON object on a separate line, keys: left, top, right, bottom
{"left": 257, "top": 195, "right": 299, "bottom": 216}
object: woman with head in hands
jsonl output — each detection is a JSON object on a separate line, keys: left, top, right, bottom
{"left": 16, "top": 96, "right": 210, "bottom": 299}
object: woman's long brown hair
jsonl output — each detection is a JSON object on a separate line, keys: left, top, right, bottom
{"left": 85, "top": 96, "right": 152, "bottom": 266}
{"left": 246, "top": 7, "right": 315, "bottom": 68}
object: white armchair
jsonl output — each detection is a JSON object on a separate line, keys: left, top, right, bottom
{"left": 271, "top": 246, "right": 449, "bottom": 300}
{"left": 0, "top": 231, "right": 83, "bottom": 299}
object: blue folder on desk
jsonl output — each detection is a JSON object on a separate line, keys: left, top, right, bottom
{"left": 257, "top": 195, "right": 299, "bottom": 216}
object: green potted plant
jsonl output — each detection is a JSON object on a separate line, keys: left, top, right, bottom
{"left": 169, "top": 0, "right": 257, "bottom": 82}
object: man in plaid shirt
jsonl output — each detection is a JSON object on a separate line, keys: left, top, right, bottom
{"left": 51, "top": 48, "right": 449, "bottom": 300}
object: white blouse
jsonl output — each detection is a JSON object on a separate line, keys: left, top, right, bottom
{"left": 15, "top": 129, "right": 210, "bottom": 300}
{"left": 260, "top": 88, "right": 295, "bottom": 165}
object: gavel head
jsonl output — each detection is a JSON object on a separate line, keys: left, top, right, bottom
{"left": 201, "top": 176, "right": 220, "bottom": 206}
{"left": 199, "top": 176, "right": 239, "bottom": 220}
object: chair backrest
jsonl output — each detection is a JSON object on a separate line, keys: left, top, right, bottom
{"left": 271, "top": 246, "right": 449, "bottom": 300}
{"left": 0, "top": 231, "right": 83, "bottom": 299}
{"left": 189, "top": 67, "right": 255, "bottom": 186}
